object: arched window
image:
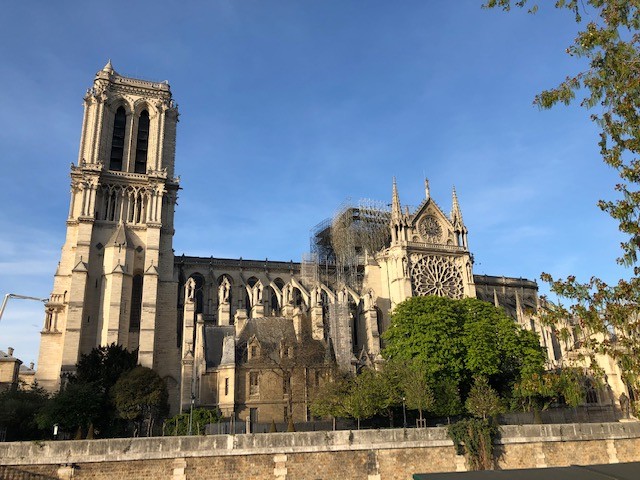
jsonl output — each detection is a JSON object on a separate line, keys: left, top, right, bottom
{"left": 129, "top": 274, "right": 143, "bottom": 332}
{"left": 134, "top": 110, "right": 149, "bottom": 174}
{"left": 109, "top": 107, "right": 126, "bottom": 171}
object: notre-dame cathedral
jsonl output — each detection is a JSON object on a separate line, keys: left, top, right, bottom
{"left": 34, "top": 63, "right": 625, "bottom": 424}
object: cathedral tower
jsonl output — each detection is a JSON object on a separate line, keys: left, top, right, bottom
{"left": 36, "top": 62, "right": 180, "bottom": 391}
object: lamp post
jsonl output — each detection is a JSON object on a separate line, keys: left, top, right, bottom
{"left": 53, "top": 423, "right": 59, "bottom": 440}
{"left": 402, "top": 396, "right": 407, "bottom": 428}
{"left": 188, "top": 394, "right": 195, "bottom": 435}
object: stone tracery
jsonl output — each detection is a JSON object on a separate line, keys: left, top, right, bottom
{"left": 410, "top": 254, "right": 463, "bottom": 299}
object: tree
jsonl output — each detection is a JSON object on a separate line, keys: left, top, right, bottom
{"left": 37, "top": 381, "right": 104, "bottom": 437}
{"left": 382, "top": 296, "right": 546, "bottom": 406}
{"left": 111, "top": 366, "right": 168, "bottom": 437}
{"left": 0, "top": 384, "right": 49, "bottom": 441}
{"left": 342, "top": 368, "right": 383, "bottom": 429}
{"left": 310, "top": 373, "right": 353, "bottom": 428}
{"left": 400, "top": 362, "right": 435, "bottom": 423}
{"left": 164, "top": 408, "right": 220, "bottom": 436}
{"left": 484, "top": 0, "right": 640, "bottom": 412}
{"left": 465, "top": 376, "right": 503, "bottom": 420}
{"left": 75, "top": 343, "right": 138, "bottom": 389}
{"left": 432, "top": 380, "right": 464, "bottom": 423}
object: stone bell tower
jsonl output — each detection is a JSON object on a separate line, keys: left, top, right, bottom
{"left": 36, "top": 62, "right": 180, "bottom": 391}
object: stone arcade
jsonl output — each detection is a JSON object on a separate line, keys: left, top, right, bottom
{"left": 34, "top": 64, "right": 625, "bottom": 424}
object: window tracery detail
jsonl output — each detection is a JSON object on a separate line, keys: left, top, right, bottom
{"left": 418, "top": 215, "right": 443, "bottom": 243}
{"left": 410, "top": 254, "right": 463, "bottom": 299}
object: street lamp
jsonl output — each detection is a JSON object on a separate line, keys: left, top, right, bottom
{"left": 402, "top": 396, "right": 407, "bottom": 428}
{"left": 53, "top": 424, "right": 59, "bottom": 440}
{"left": 188, "top": 394, "right": 195, "bottom": 435}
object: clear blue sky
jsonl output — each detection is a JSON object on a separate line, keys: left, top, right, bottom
{"left": 0, "top": 1, "right": 627, "bottom": 367}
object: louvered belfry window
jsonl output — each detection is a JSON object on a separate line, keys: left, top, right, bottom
{"left": 134, "top": 110, "right": 150, "bottom": 173}
{"left": 109, "top": 107, "right": 126, "bottom": 171}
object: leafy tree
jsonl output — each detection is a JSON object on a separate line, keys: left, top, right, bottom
{"left": 75, "top": 343, "right": 138, "bottom": 389}
{"left": 383, "top": 296, "right": 466, "bottom": 386}
{"left": 513, "top": 368, "right": 588, "bottom": 422}
{"left": 37, "top": 381, "right": 103, "bottom": 437}
{"left": 465, "top": 376, "right": 503, "bottom": 420}
{"left": 432, "top": 380, "right": 464, "bottom": 422}
{"left": 0, "top": 384, "right": 49, "bottom": 441}
{"left": 382, "top": 296, "right": 546, "bottom": 406}
{"left": 342, "top": 369, "right": 383, "bottom": 429}
{"left": 111, "top": 366, "right": 168, "bottom": 437}
{"left": 310, "top": 373, "right": 353, "bottom": 422}
{"left": 400, "top": 362, "right": 435, "bottom": 423}
{"left": 164, "top": 408, "right": 220, "bottom": 436}
{"left": 483, "top": 1, "right": 640, "bottom": 410}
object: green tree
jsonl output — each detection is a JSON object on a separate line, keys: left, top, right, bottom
{"left": 75, "top": 343, "right": 138, "bottom": 388}
{"left": 382, "top": 296, "right": 546, "bottom": 406}
{"left": 433, "top": 380, "right": 464, "bottom": 422}
{"left": 342, "top": 369, "right": 383, "bottom": 429}
{"left": 111, "top": 366, "right": 168, "bottom": 437}
{"left": 400, "top": 362, "right": 435, "bottom": 423}
{"left": 164, "top": 408, "right": 220, "bottom": 436}
{"left": 37, "top": 381, "right": 104, "bottom": 437}
{"left": 484, "top": 0, "right": 640, "bottom": 410}
{"left": 310, "top": 373, "right": 352, "bottom": 424}
{"left": 0, "top": 384, "right": 49, "bottom": 441}
{"left": 465, "top": 376, "right": 503, "bottom": 420}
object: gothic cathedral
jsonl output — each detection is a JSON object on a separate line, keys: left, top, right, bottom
{"left": 38, "top": 64, "right": 611, "bottom": 424}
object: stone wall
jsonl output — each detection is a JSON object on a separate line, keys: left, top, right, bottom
{"left": 2, "top": 422, "right": 640, "bottom": 479}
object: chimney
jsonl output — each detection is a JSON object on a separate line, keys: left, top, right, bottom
{"left": 7, "top": 347, "right": 14, "bottom": 357}
{"left": 30, "top": 362, "right": 35, "bottom": 370}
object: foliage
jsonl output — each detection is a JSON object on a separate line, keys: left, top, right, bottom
{"left": 432, "top": 380, "right": 464, "bottom": 420}
{"left": 399, "top": 361, "right": 435, "bottom": 421}
{"left": 74, "top": 343, "right": 138, "bottom": 391}
{"left": 382, "top": 296, "right": 547, "bottom": 406}
{"left": 164, "top": 408, "right": 220, "bottom": 436}
{"left": 448, "top": 418, "right": 498, "bottom": 471}
{"left": 0, "top": 385, "right": 49, "bottom": 441}
{"left": 310, "top": 373, "right": 353, "bottom": 419}
{"left": 513, "top": 368, "right": 588, "bottom": 418}
{"left": 70, "top": 343, "right": 138, "bottom": 437}
{"left": 342, "top": 368, "right": 385, "bottom": 428}
{"left": 484, "top": 0, "right": 640, "bottom": 405}
{"left": 37, "top": 381, "right": 104, "bottom": 435}
{"left": 111, "top": 366, "right": 168, "bottom": 436}
{"left": 465, "top": 377, "right": 503, "bottom": 420}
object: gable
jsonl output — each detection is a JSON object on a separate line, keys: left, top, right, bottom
{"left": 410, "top": 199, "right": 455, "bottom": 245}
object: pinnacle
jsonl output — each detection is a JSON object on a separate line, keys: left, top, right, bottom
{"left": 102, "top": 59, "right": 115, "bottom": 74}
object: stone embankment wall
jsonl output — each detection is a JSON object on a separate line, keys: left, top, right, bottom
{"left": 1, "top": 422, "right": 640, "bottom": 479}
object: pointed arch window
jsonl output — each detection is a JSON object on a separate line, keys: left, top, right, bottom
{"left": 134, "top": 110, "right": 150, "bottom": 174}
{"left": 109, "top": 107, "right": 126, "bottom": 171}
{"left": 130, "top": 274, "right": 143, "bottom": 332}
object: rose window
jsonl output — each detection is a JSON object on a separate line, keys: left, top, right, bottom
{"left": 410, "top": 255, "right": 463, "bottom": 299}
{"left": 418, "top": 215, "right": 443, "bottom": 243}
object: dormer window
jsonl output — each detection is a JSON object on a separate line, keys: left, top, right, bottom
{"left": 248, "top": 338, "right": 260, "bottom": 360}
{"left": 109, "top": 107, "right": 126, "bottom": 171}
{"left": 134, "top": 110, "right": 149, "bottom": 174}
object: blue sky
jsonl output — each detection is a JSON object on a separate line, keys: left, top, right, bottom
{"left": 0, "top": 1, "right": 627, "bottom": 367}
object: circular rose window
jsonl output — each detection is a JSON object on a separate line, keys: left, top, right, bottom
{"left": 410, "top": 255, "right": 463, "bottom": 299}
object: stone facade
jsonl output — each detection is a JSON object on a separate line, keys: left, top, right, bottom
{"left": 34, "top": 64, "right": 628, "bottom": 422}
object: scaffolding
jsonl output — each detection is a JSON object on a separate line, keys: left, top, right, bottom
{"left": 309, "top": 198, "right": 391, "bottom": 291}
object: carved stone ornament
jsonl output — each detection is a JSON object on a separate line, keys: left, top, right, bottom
{"left": 410, "top": 254, "right": 463, "bottom": 299}
{"left": 418, "top": 215, "right": 443, "bottom": 243}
